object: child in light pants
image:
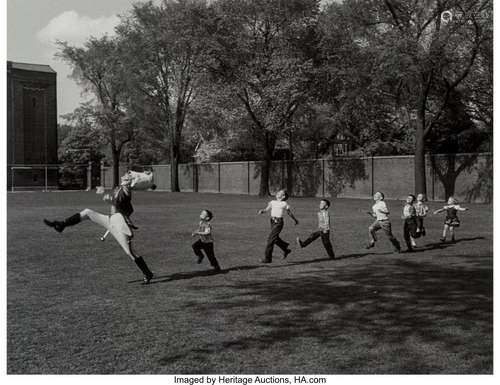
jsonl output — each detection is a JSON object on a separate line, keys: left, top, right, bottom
{"left": 402, "top": 194, "right": 417, "bottom": 252}
{"left": 43, "top": 179, "right": 154, "bottom": 284}
{"left": 366, "top": 191, "right": 401, "bottom": 253}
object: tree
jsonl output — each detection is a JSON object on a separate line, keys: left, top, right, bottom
{"left": 331, "top": 0, "right": 492, "bottom": 195}
{"left": 427, "top": 90, "right": 488, "bottom": 199}
{"left": 116, "top": 0, "right": 208, "bottom": 191}
{"left": 57, "top": 103, "right": 106, "bottom": 189}
{"left": 57, "top": 37, "right": 134, "bottom": 187}
{"left": 204, "top": 0, "right": 319, "bottom": 196}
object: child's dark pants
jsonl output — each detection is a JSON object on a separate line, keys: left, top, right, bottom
{"left": 403, "top": 218, "right": 417, "bottom": 249}
{"left": 415, "top": 217, "right": 426, "bottom": 236}
{"left": 192, "top": 240, "right": 220, "bottom": 270}
{"left": 302, "top": 230, "right": 335, "bottom": 258}
{"left": 264, "top": 217, "right": 289, "bottom": 261}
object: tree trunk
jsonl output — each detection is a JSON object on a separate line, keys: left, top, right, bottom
{"left": 414, "top": 114, "right": 427, "bottom": 196}
{"left": 259, "top": 156, "right": 271, "bottom": 197}
{"left": 286, "top": 129, "right": 294, "bottom": 194}
{"left": 112, "top": 148, "right": 120, "bottom": 188}
{"left": 259, "top": 134, "right": 275, "bottom": 197}
{"left": 170, "top": 138, "right": 180, "bottom": 192}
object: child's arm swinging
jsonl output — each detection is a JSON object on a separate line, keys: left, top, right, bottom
{"left": 286, "top": 208, "right": 299, "bottom": 225}
{"left": 258, "top": 202, "right": 272, "bottom": 215}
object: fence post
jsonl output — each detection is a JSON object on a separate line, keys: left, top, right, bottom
{"left": 100, "top": 161, "right": 105, "bottom": 188}
{"left": 193, "top": 162, "right": 198, "bottom": 193}
{"left": 218, "top": 162, "right": 221, "bottom": 193}
{"left": 87, "top": 161, "right": 92, "bottom": 191}
{"left": 11, "top": 167, "right": 14, "bottom": 192}
{"left": 431, "top": 154, "right": 435, "bottom": 201}
{"left": 247, "top": 161, "right": 250, "bottom": 194}
{"left": 45, "top": 166, "right": 48, "bottom": 192}
{"left": 322, "top": 159, "right": 325, "bottom": 197}
{"left": 371, "top": 156, "right": 375, "bottom": 196}
{"left": 281, "top": 159, "right": 285, "bottom": 188}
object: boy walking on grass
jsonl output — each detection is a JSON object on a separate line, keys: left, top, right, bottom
{"left": 366, "top": 191, "right": 401, "bottom": 252}
{"left": 296, "top": 199, "right": 335, "bottom": 259}
{"left": 402, "top": 194, "right": 418, "bottom": 252}
{"left": 192, "top": 209, "right": 221, "bottom": 271}
{"left": 415, "top": 193, "right": 429, "bottom": 237}
{"left": 258, "top": 189, "right": 299, "bottom": 263}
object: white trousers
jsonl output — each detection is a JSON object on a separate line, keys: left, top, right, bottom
{"left": 79, "top": 209, "right": 137, "bottom": 260}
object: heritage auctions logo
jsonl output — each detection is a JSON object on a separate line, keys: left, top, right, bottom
{"left": 173, "top": 376, "right": 327, "bottom": 385}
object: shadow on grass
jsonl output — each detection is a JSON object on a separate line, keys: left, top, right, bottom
{"left": 128, "top": 269, "right": 228, "bottom": 284}
{"left": 158, "top": 255, "right": 493, "bottom": 374}
{"left": 410, "top": 237, "right": 487, "bottom": 253}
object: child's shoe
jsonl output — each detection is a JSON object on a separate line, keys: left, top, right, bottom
{"left": 283, "top": 248, "right": 292, "bottom": 259}
{"left": 366, "top": 241, "right": 375, "bottom": 249}
{"left": 440, "top": 237, "right": 446, "bottom": 243}
{"left": 196, "top": 256, "right": 203, "bottom": 264}
{"left": 296, "top": 237, "right": 303, "bottom": 248}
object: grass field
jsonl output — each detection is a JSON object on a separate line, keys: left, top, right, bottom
{"left": 7, "top": 191, "right": 493, "bottom": 374}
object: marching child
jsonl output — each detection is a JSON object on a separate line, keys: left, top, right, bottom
{"left": 296, "top": 199, "right": 335, "bottom": 259}
{"left": 258, "top": 189, "right": 299, "bottom": 263}
{"left": 106, "top": 173, "right": 138, "bottom": 229}
{"left": 43, "top": 173, "right": 154, "bottom": 284}
{"left": 366, "top": 191, "right": 401, "bottom": 252}
{"left": 401, "top": 194, "right": 417, "bottom": 252}
{"left": 192, "top": 209, "right": 221, "bottom": 271}
{"left": 433, "top": 197, "right": 469, "bottom": 243}
{"left": 414, "top": 193, "right": 429, "bottom": 237}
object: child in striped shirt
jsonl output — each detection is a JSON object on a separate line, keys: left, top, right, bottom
{"left": 192, "top": 209, "right": 221, "bottom": 271}
{"left": 296, "top": 199, "right": 335, "bottom": 259}
{"left": 401, "top": 194, "right": 417, "bottom": 252}
{"left": 414, "top": 193, "right": 429, "bottom": 237}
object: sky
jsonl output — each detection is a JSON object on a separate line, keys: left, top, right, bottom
{"left": 7, "top": 0, "right": 336, "bottom": 119}
{"left": 7, "top": 0, "right": 144, "bottom": 117}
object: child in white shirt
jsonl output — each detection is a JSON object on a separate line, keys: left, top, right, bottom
{"left": 258, "top": 189, "right": 299, "bottom": 263}
{"left": 366, "top": 191, "right": 401, "bottom": 252}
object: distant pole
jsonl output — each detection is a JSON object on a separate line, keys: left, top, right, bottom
{"left": 11, "top": 167, "right": 14, "bottom": 192}
{"left": 100, "top": 160, "right": 105, "bottom": 189}
{"left": 371, "top": 155, "right": 375, "bottom": 196}
{"left": 87, "top": 161, "right": 92, "bottom": 191}
{"left": 322, "top": 159, "right": 325, "bottom": 197}
{"left": 45, "top": 166, "right": 48, "bottom": 192}
{"left": 218, "top": 162, "right": 221, "bottom": 193}
{"left": 431, "top": 154, "right": 435, "bottom": 201}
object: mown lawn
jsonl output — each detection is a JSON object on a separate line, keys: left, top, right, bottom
{"left": 7, "top": 191, "right": 493, "bottom": 374}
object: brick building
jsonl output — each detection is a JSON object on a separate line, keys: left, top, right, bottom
{"left": 7, "top": 61, "right": 58, "bottom": 190}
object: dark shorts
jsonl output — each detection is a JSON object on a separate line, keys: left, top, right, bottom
{"left": 445, "top": 218, "right": 460, "bottom": 227}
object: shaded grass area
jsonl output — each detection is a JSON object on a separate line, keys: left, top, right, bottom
{"left": 7, "top": 192, "right": 493, "bottom": 373}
